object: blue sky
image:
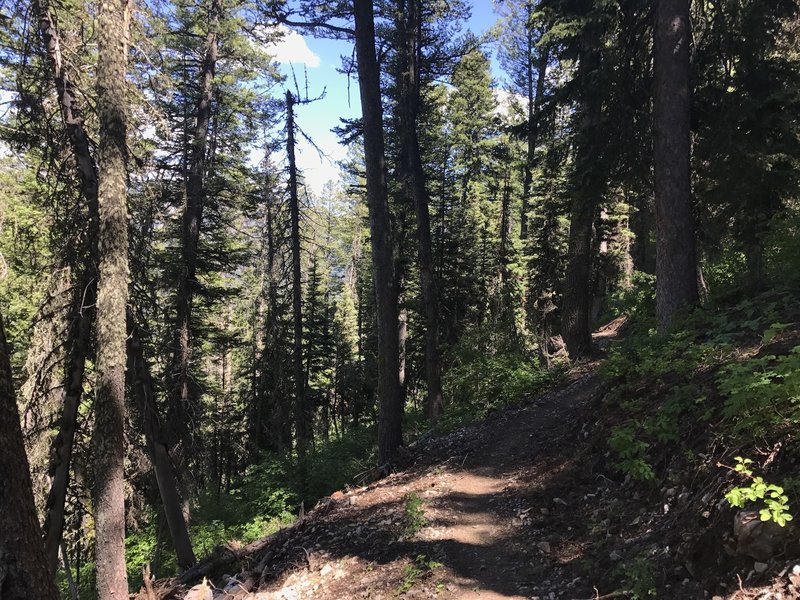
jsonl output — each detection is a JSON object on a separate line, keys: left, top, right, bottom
{"left": 269, "top": 1, "right": 502, "bottom": 195}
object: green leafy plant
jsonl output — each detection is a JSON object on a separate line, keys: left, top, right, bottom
{"left": 718, "top": 345, "right": 800, "bottom": 438}
{"left": 618, "top": 557, "right": 656, "bottom": 599}
{"left": 762, "top": 322, "right": 790, "bottom": 344}
{"left": 442, "top": 326, "right": 560, "bottom": 422}
{"left": 606, "top": 271, "right": 656, "bottom": 319}
{"left": 723, "top": 457, "right": 793, "bottom": 527}
{"left": 395, "top": 554, "right": 443, "bottom": 595}
{"left": 403, "top": 493, "right": 429, "bottom": 537}
{"left": 643, "top": 384, "right": 707, "bottom": 444}
{"left": 608, "top": 425, "right": 654, "bottom": 482}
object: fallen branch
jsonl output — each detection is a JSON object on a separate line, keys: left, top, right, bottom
{"left": 574, "top": 588, "right": 631, "bottom": 600}
{"left": 178, "top": 524, "right": 300, "bottom": 584}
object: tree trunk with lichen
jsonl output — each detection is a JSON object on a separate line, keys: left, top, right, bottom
{"left": 35, "top": 0, "right": 101, "bottom": 574}
{"left": 93, "top": 0, "right": 130, "bottom": 595}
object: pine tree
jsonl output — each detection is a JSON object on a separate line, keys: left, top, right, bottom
{"left": 653, "top": 0, "right": 698, "bottom": 330}
{"left": 391, "top": 0, "right": 445, "bottom": 421}
{"left": 93, "top": 0, "right": 130, "bottom": 593}
{"left": 353, "top": 0, "right": 403, "bottom": 466}
{"left": 558, "top": 3, "right": 607, "bottom": 359}
{"left": 0, "top": 310, "right": 59, "bottom": 600}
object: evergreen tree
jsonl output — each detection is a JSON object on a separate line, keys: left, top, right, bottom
{"left": 0, "top": 310, "right": 59, "bottom": 600}
{"left": 353, "top": 0, "right": 403, "bottom": 466}
{"left": 93, "top": 0, "right": 130, "bottom": 593}
{"left": 653, "top": 0, "right": 698, "bottom": 331}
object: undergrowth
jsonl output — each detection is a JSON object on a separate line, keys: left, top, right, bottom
{"left": 441, "top": 325, "right": 564, "bottom": 427}
{"left": 395, "top": 554, "right": 443, "bottom": 595}
{"left": 110, "top": 327, "right": 560, "bottom": 597}
{"left": 402, "top": 493, "right": 429, "bottom": 537}
{"left": 600, "top": 285, "right": 800, "bottom": 513}
{"left": 120, "top": 426, "right": 382, "bottom": 592}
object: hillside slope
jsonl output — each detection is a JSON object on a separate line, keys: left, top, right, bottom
{"left": 144, "top": 314, "right": 800, "bottom": 600}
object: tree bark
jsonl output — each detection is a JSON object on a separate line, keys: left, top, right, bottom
{"left": 93, "top": 0, "right": 130, "bottom": 594}
{"left": 35, "top": 0, "right": 102, "bottom": 574}
{"left": 653, "top": 0, "right": 698, "bottom": 331}
{"left": 396, "top": 0, "right": 444, "bottom": 421}
{"left": 285, "top": 91, "right": 310, "bottom": 466}
{"left": 41, "top": 280, "right": 93, "bottom": 575}
{"left": 0, "top": 312, "right": 59, "bottom": 600}
{"left": 353, "top": 0, "right": 404, "bottom": 466}
{"left": 127, "top": 313, "right": 196, "bottom": 569}
{"left": 561, "top": 34, "right": 604, "bottom": 360}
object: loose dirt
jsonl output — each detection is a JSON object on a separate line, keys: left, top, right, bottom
{"left": 164, "top": 319, "right": 800, "bottom": 600}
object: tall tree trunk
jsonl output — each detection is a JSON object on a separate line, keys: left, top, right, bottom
{"left": 561, "top": 36, "right": 604, "bottom": 359}
{"left": 285, "top": 91, "right": 310, "bottom": 468}
{"left": 397, "top": 0, "right": 444, "bottom": 421}
{"left": 93, "top": 0, "right": 130, "bottom": 594}
{"left": 36, "top": 0, "right": 101, "bottom": 573}
{"left": 654, "top": 0, "right": 698, "bottom": 331}
{"left": 499, "top": 165, "right": 512, "bottom": 319}
{"left": 353, "top": 0, "right": 403, "bottom": 467}
{"left": 167, "top": 0, "right": 221, "bottom": 466}
{"left": 126, "top": 313, "right": 196, "bottom": 569}
{"left": 0, "top": 312, "right": 59, "bottom": 600}
{"left": 41, "top": 283, "right": 93, "bottom": 575}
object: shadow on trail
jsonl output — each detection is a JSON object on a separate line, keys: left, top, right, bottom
{"left": 247, "top": 372, "right": 620, "bottom": 599}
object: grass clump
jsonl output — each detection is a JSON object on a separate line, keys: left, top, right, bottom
{"left": 395, "top": 554, "right": 443, "bottom": 595}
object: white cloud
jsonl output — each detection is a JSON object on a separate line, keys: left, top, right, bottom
{"left": 295, "top": 130, "right": 346, "bottom": 197}
{"left": 269, "top": 27, "right": 321, "bottom": 68}
{"left": 493, "top": 88, "right": 527, "bottom": 120}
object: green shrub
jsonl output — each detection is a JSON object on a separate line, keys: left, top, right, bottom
{"left": 608, "top": 425, "right": 654, "bottom": 483}
{"left": 395, "top": 554, "right": 443, "bottom": 595}
{"left": 718, "top": 344, "right": 800, "bottom": 439}
{"left": 606, "top": 271, "right": 656, "bottom": 319}
{"left": 602, "top": 290, "right": 799, "bottom": 492}
{"left": 618, "top": 556, "right": 656, "bottom": 599}
{"left": 764, "top": 207, "right": 800, "bottom": 288}
{"left": 724, "top": 457, "right": 793, "bottom": 527}
{"left": 402, "top": 493, "right": 429, "bottom": 537}
{"left": 442, "top": 327, "right": 559, "bottom": 422}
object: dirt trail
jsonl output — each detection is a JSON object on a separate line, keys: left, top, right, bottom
{"left": 163, "top": 317, "right": 800, "bottom": 600}
{"left": 411, "top": 374, "right": 602, "bottom": 599}
{"left": 222, "top": 366, "right": 609, "bottom": 600}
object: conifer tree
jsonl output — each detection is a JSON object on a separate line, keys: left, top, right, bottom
{"left": 353, "top": 0, "right": 403, "bottom": 466}
{"left": 653, "top": 0, "right": 698, "bottom": 330}
{"left": 0, "top": 310, "right": 59, "bottom": 600}
{"left": 93, "top": 0, "right": 130, "bottom": 593}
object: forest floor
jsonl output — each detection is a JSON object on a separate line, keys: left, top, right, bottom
{"left": 161, "top": 319, "right": 800, "bottom": 600}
